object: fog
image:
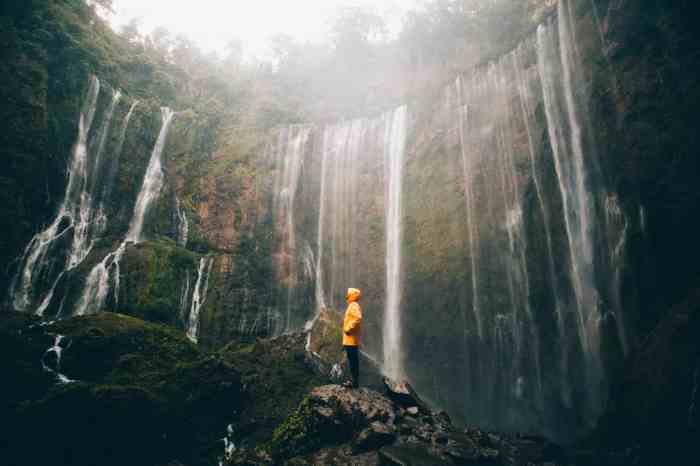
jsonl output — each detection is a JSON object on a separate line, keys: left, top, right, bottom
{"left": 109, "top": 0, "right": 420, "bottom": 57}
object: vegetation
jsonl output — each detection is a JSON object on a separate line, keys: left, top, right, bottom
{"left": 218, "top": 333, "right": 328, "bottom": 446}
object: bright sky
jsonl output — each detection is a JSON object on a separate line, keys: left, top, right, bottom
{"left": 108, "top": 1, "right": 422, "bottom": 59}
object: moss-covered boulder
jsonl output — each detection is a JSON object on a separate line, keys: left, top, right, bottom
{"left": 0, "top": 312, "right": 55, "bottom": 416}
{"left": 1, "top": 312, "right": 242, "bottom": 466}
{"left": 218, "top": 333, "right": 328, "bottom": 447}
{"left": 264, "top": 385, "right": 397, "bottom": 461}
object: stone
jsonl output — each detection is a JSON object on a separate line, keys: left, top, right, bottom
{"left": 352, "top": 421, "right": 397, "bottom": 454}
{"left": 267, "top": 385, "right": 398, "bottom": 460}
{"left": 378, "top": 443, "right": 454, "bottom": 466}
{"left": 442, "top": 432, "right": 479, "bottom": 463}
{"left": 383, "top": 377, "right": 429, "bottom": 411}
{"left": 406, "top": 407, "right": 419, "bottom": 416}
{"left": 309, "top": 447, "right": 381, "bottom": 466}
{"left": 311, "top": 385, "right": 397, "bottom": 425}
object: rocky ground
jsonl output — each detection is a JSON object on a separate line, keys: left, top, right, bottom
{"left": 2, "top": 300, "right": 698, "bottom": 466}
{"left": 0, "top": 311, "right": 324, "bottom": 466}
{"left": 228, "top": 380, "right": 565, "bottom": 466}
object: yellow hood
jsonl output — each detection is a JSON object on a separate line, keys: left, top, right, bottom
{"left": 346, "top": 288, "right": 361, "bottom": 303}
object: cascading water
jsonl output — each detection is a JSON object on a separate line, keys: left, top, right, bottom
{"left": 513, "top": 41, "right": 572, "bottom": 407}
{"left": 313, "top": 129, "right": 331, "bottom": 315}
{"left": 382, "top": 105, "right": 407, "bottom": 381}
{"left": 605, "top": 193, "right": 629, "bottom": 354}
{"left": 175, "top": 198, "right": 189, "bottom": 247}
{"left": 187, "top": 256, "right": 214, "bottom": 343}
{"left": 101, "top": 100, "right": 139, "bottom": 208}
{"left": 127, "top": 108, "right": 175, "bottom": 243}
{"left": 74, "top": 242, "right": 126, "bottom": 316}
{"left": 76, "top": 107, "right": 175, "bottom": 316}
{"left": 179, "top": 271, "right": 192, "bottom": 324}
{"left": 10, "top": 76, "right": 101, "bottom": 314}
{"left": 69, "top": 88, "right": 122, "bottom": 270}
{"left": 456, "top": 76, "right": 483, "bottom": 340}
{"left": 453, "top": 58, "right": 548, "bottom": 430}
{"left": 41, "top": 334, "right": 74, "bottom": 384}
{"left": 271, "top": 125, "right": 312, "bottom": 333}
{"left": 537, "top": 0, "right": 605, "bottom": 425}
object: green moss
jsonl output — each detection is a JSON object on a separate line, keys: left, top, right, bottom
{"left": 2, "top": 312, "right": 243, "bottom": 466}
{"left": 218, "top": 333, "right": 328, "bottom": 446}
{"left": 117, "top": 239, "right": 200, "bottom": 326}
{"left": 264, "top": 396, "right": 323, "bottom": 459}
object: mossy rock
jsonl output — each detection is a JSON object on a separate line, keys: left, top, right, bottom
{"left": 52, "top": 312, "right": 199, "bottom": 384}
{"left": 1, "top": 312, "right": 242, "bottom": 466}
{"left": 18, "top": 382, "right": 169, "bottom": 466}
{"left": 218, "top": 333, "right": 329, "bottom": 446}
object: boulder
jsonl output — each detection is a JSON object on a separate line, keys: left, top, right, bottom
{"left": 352, "top": 421, "right": 397, "bottom": 454}
{"left": 266, "top": 385, "right": 398, "bottom": 460}
{"left": 383, "top": 377, "right": 429, "bottom": 412}
{"left": 438, "top": 431, "right": 500, "bottom": 464}
{"left": 379, "top": 443, "right": 453, "bottom": 466}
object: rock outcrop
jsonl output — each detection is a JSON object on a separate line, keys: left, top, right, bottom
{"left": 231, "top": 381, "right": 563, "bottom": 466}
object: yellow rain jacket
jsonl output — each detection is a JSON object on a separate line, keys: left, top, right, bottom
{"left": 342, "top": 288, "right": 363, "bottom": 347}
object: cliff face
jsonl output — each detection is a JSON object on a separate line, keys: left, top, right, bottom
{"left": 3, "top": 0, "right": 700, "bottom": 449}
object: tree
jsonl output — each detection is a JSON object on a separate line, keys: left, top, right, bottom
{"left": 148, "top": 26, "right": 173, "bottom": 58}
{"left": 120, "top": 17, "right": 143, "bottom": 44}
{"left": 329, "top": 6, "right": 386, "bottom": 53}
{"left": 89, "top": 0, "right": 114, "bottom": 14}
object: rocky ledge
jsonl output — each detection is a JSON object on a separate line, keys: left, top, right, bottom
{"left": 230, "top": 379, "right": 563, "bottom": 465}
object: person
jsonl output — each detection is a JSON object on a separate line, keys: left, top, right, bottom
{"left": 342, "top": 288, "right": 363, "bottom": 388}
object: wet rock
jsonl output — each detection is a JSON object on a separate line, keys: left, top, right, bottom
{"left": 352, "top": 421, "right": 397, "bottom": 454}
{"left": 301, "top": 447, "right": 380, "bottom": 466}
{"left": 266, "top": 385, "right": 397, "bottom": 460}
{"left": 507, "top": 435, "right": 559, "bottom": 464}
{"left": 312, "top": 385, "right": 397, "bottom": 425}
{"left": 379, "top": 443, "right": 453, "bottom": 466}
{"left": 435, "top": 411, "right": 451, "bottom": 425}
{"left": 439, "top": 432, "right": 481, "bottom": 463}
{"left": 406, "top": 406, "right": 419, "bottom": 416}
{"left": 383, "top": 377, "right": 428, "bottom": 411}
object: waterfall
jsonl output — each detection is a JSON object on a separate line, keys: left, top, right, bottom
{"left": 246, "top": 0, "right": 628, "bottom": 440}
{"left": 513, "top": 43, "right": 572, "bottom": 407}
{"left": 187, "top": 256, "right": 214, "bottom": 343}
{"left": 69, "top": 88, "right": 121, "bottom": 270}
{"left": 605, "top": 193, "right": 629, "bottom": 354}
{"left": 537, "top": 0, "right": 604, "bottom": 425}
{"left": 175, "top": 198, "right": 189, "bottom": 247}
{"left": 75, "top": 107, "right": 175, "bottom": 316}
{"left": 313, "top": 129, "right": 331, "bottom": 315}
{"left": 455, "top": 76, "right": 483, "bottom": 340}
{"left": 179, "top": 271, "right": 192, "bottom": 324}
{"left": 41, "top": 335, "right": 74, "bottom": 384}
{"left": 127, "top": 107, "right": 175, "bottom": 243}
{"left": 10, "top": 76, "right": 101, "bottom": 313}
{"left": 271, "top": 125, "right": 311, "bottom": 332}
{"left": 101, "top": 100, "right": 139, "bottom": 209}
{"left": 382, "top": 105, "right": 407, "bottom": 380}
{"left": 452, "top": 56, "right": 550, "bottom": 430}
{"left": 74, "top": 242, "right": 126, "bottom": 316}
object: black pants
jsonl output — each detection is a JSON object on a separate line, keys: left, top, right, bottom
{"left": 344, "top": 345, "right": 359, "bottom": 387}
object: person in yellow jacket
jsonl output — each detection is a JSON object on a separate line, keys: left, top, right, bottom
{"left": 342, "top": 288, "right": 363, "bottom": 388}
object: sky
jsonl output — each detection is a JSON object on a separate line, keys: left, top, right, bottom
{"left": 108, "top": 0, "right": 421, "bottom": 59}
